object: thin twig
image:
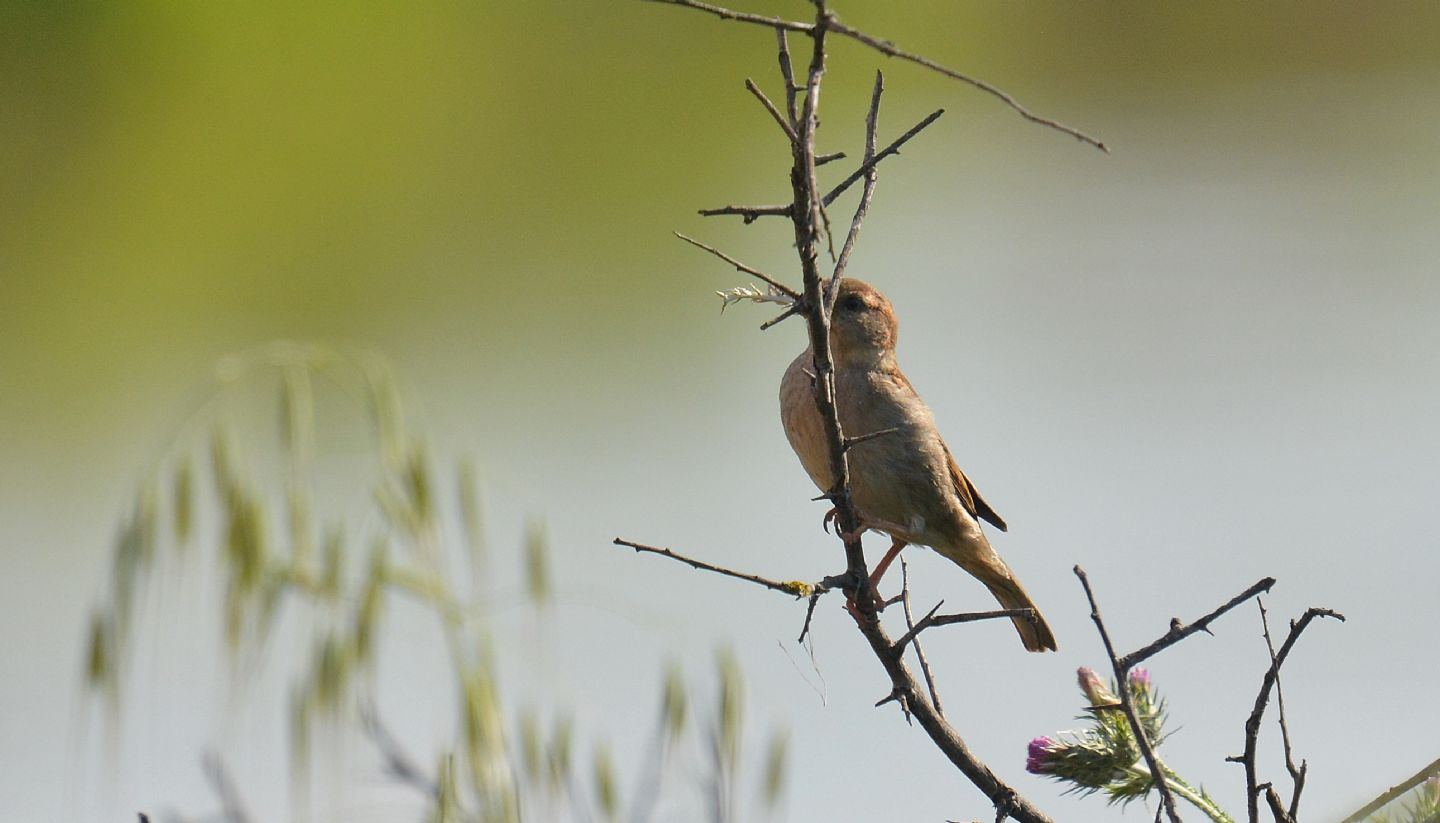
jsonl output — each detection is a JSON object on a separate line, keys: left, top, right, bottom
{"left": 799, "top": 9, "right": 829, "bottom": 260}
{"left": 900, "top": 560, "right": 944, "bottom": 718}
{"left": 891, "top": 600, "right": 943, "bottom": 654}
{"left": 776, "top": 29, "right": 799, "bottom": 126}
{"left": 1074, "top": 566, "right": 1182, "bottom": 823}
{"left": 646, "top": 0, "right": 811, "bottom": 31}
{"left": 1118, "top": 577, "right": 1276, "bottom": 670}
{"left": 930, "top": 609, "right": 1037, "bottom": 629}
{"left": 816, "top": 151, "right": 846, "bottom": 166}
{"left": 824, "top": 108, "right": 942, "bottom": 212}
{"left": 843, "top": 426, "right": 900, "bottom": 451}
{"left": 672, "top": 231, "right": 800, "bottom": 299}
{"left": 1241, "top": 606, "right": 1344, "bottom": 823}
{"left": 698, "top": 108, "right": 944, "bottom": 223}
{"left": 798, "top": 588, "right": 824, "bottom": 644}
{"left": 697, "top": 203, "right": 790, "bottom": 221}
{"left": 746, "top": 77, "right": 798, "bottom": 144}
{"left": 892, "top": 602, "right": 1036, "bottom": 656}
{"left": 825, "top": 20, "right": 1106, "bottom": 152}
{"left": 829, "top": 68, "right": 884, "bottom": 304}
{"left": 1339, "top": 756, "right": 1440, "bottom": 823}
{"left": 760, "top": 303, "right": 805, "bottom": 331}
{"left": 819, "top": 191, "right": 836, "bottom": 263}
{"left": 793, "top": 572, "right": 851, "bottom": 644}
{"left": 648, "top": 0, "right": 1106, "bottom": 151}
{"left": 613, "top": 538, "right": 812, "bottom": 597}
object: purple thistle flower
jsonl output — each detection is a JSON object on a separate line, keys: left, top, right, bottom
{"left": 1129, "top": 668, "right": 1152, "bottom": 688}
{"left": 1026, "top": 736, "right": 1059, "bottom": 774}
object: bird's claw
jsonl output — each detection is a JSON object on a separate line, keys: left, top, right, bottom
{"left": 822, "top": 507, "right": 868, "bottom": 542}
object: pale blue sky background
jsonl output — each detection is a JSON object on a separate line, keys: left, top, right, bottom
{"left": 3, "top": 3, "right": 1438, "bottom": 822}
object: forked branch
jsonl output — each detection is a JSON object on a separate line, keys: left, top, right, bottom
{"left": 1240, "top": 606, "right": 1345, "bottom": 823}
{"left": 1119, "top": 577, "right": 1276, "bottom": 671}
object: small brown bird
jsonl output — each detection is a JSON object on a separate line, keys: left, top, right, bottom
{"left": 779, "top": 278, "right": 1057, "bottom": 652}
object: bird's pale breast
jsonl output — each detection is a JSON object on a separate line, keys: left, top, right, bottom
{"left": 779, "top": 350, "right": 980, "bottom": 550}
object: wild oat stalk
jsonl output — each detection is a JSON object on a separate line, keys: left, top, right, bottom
{"left": 84, "top": 349, "right": 787, "bottom": 822}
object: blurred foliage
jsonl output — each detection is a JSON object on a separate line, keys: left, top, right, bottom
{"left": 82, "top": 348, "right": 788, "bottom": 821}
{"left": 6, "top": 1, "right": 1440, "bottom": 460}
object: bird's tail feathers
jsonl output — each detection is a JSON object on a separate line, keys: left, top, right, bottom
{"left": 964, "top": 555, "right": 1058, "bottom": 653}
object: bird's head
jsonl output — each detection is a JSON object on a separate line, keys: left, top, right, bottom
{"left": 828, "top": 278, "right": 898, "bottom": 369}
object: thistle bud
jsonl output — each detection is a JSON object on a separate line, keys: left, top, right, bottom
{"left": 1077, "top": 667, "right": 1116, "bottom": 706}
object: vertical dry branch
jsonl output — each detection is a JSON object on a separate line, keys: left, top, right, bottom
{"left": 778, "top": 7, "right": 1053, "bottom": 822}
{"left": 785, "top": 7, "right": 870, "bottom": 599}
{"left": 628, "top": 2, "right": 1116, "bottom": 820}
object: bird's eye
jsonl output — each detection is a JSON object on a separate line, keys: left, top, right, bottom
{"left": 839, "top": 294, "right": 865, "bottom": 312}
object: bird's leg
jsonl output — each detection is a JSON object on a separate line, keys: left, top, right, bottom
{"left": 869, "top": 537, "right": 907, "bottom": 591}
{"left": 841, "top": 538, "right": 909, "bottom": 619}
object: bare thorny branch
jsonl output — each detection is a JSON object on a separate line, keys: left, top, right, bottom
{"left": 613, "top": 538, "right": 813, "bottom": 597}
{"left": 616, "top": 3, "right": 1114, "bottom": 820}
{"left": 621, "top": 4, "right": 1364, "bottom": 823}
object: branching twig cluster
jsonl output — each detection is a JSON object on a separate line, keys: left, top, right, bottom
{"left": 618, "top": 2, "right": 1110, "bottom": 820}
{"left": 618, "top": 4, "right": 1356, "bottom": 823}
{"left": 1075, "top": 567, "right": 1344, "bottom": 823}
{"left": 647, "top": 0, "right": 1106, "bottom": 153}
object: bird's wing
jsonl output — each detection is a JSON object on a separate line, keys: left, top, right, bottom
{"left": 889, "top": 367, "right": 1009, "bottom": 532}
{"left": 942, "top": 442, "right": 1008, "bottom": 532}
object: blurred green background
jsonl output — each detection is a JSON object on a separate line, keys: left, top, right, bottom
{"left": 4, "top": 3, "right": 1440, "bottom": 822}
